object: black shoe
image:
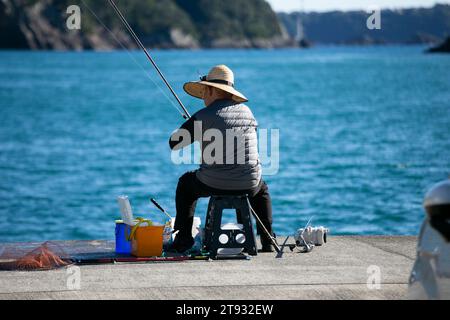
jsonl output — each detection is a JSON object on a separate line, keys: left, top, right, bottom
{"left": 258, "top": 245, "right": 274, "bottom": 253}
{"left": 259, "top": 235, "right": 275, "bottom": 252}
{"left": 169, "top": 235, "right": 194, "bottom": 254}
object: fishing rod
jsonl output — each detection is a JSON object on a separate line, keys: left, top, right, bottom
{"left": 150, "top": 198, "right": 173, "bottom": 220}
{"left": 107, "top": 0, "right": 191, "bottom": 119}
{"left": 249, "top": 206, "right": 281, "bottom": 253}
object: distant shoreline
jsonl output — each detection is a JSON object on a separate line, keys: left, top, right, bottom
{"left": 0, "top": 43, "right": 432, "bottom": 53}
{"left": 2, "top": 2, "right": 448, "bottom": 51}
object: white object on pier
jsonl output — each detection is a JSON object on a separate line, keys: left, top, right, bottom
{"left": 117, "top": 195, "right": 135, "bottom": 226}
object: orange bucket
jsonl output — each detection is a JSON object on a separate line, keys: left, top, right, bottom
{"left": 128, "top": 219, "right": 164, "bottom": 257}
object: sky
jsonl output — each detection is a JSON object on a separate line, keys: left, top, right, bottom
{"left": 266, "top": 0, "right": 450, "bottom": 12}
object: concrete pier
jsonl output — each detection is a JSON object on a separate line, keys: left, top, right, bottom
{"left": 0, "top": 236, "right": 416, "bottom": 300}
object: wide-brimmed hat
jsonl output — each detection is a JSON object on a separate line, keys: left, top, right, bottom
{"left": 183, "top": 65, "right": 248, "bottom": 103}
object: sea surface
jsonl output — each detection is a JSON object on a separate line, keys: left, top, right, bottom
{"left": 0, "top": 46, "right": 449, "bottom": 242}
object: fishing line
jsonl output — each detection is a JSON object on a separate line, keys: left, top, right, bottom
{"left": 107, "top": 0, "right": 191, "bottom": 119}
{"left": 80, "top": 0, "right": 187, "bottom": 118}
{"left": 80, "top": 0, "right": 184, "bottom": 117}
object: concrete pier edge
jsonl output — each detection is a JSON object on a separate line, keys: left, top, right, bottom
{"left": 0, "top": 236, "right": 416, "bottom": 300}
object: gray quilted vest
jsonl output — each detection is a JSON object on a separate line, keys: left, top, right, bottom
{"left": 194, "top": 99, "right": 262, "bottom": 190}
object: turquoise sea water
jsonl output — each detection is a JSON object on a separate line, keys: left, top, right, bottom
{"left": 0, "top": 46, "right": 449, "bottom": 242}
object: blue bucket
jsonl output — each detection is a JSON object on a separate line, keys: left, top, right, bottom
{"left": 115, "top": 220, "right": 132, "bottom": 254}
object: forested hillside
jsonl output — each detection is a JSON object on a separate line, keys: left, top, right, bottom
{"left": 0, "top": 0, "right": 289, "bottom": 49}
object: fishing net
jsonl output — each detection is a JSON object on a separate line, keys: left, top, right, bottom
{"left": 0, "top": 241, "right": 71, "bottom": 271}
{"left": 0, "top": 239, "right": 208, "bottom": 270}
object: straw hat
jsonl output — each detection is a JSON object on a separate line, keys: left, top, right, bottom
{"left": 183, "top": 65, "right": 248, "bottom": 103}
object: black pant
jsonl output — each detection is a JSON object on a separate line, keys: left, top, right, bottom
{"left": 175, "top": 171, "right": 273, "bottom": 240}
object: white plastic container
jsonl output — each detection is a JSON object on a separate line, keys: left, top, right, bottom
{"left": 169, "top": 216, "right": 201, "bottom": 238}
{"left": 117, "top": 195, "right": 135, "bottom": 226}
{"left": 192, "top": 217, "right": 201, "bottom": 238}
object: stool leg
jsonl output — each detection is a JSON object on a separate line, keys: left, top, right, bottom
{"left": 236, "top": 208, "right": 243, "bottom": 224}
{"left": 209, "top": 199, "right": 223, "bottom": 259}
{"left": 239, "top": 197, "right": 257, "bottom": 256}
{"left": 203, "top": 198, "right": 213, "bottom": 251}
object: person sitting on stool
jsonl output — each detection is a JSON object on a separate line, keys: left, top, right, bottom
{"left": 169, "top": 65, "right": 274, "bottom": 253}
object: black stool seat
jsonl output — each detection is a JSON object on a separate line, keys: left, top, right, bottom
{"left": 203, "top": 195, "right": 257, "bottom": 259}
